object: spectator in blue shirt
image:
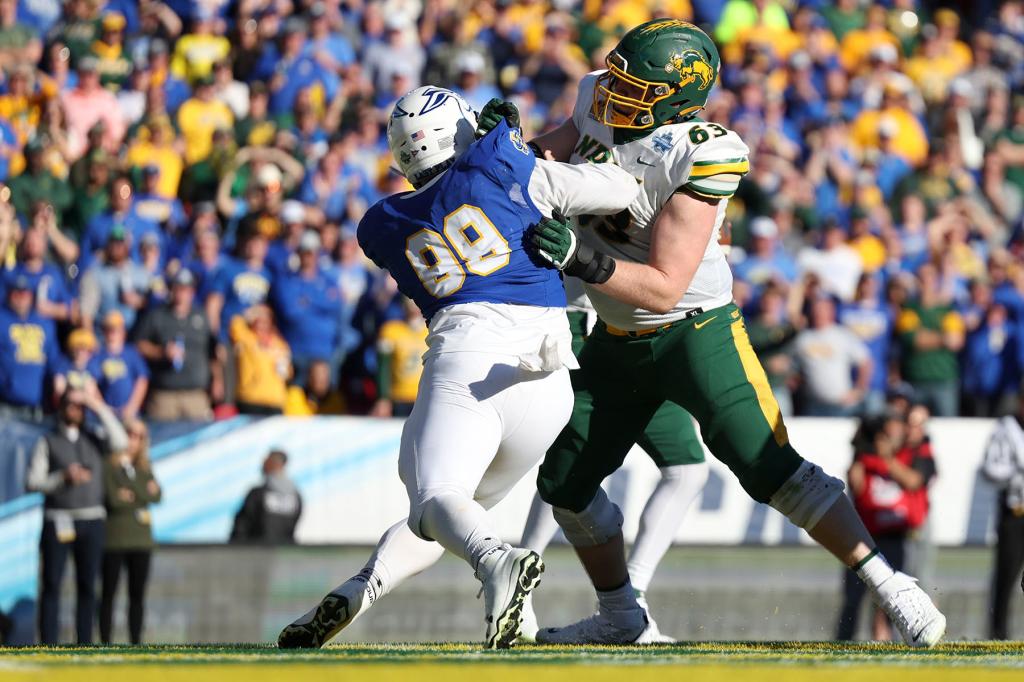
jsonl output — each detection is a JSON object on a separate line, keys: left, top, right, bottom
{"left": 78, "top": 226, "right": 153, "bottom": 331}
{"left": 132, "top": 165, "right": 187, "bottom": 240}
{"left": 331, "top": 226, "right": 369, "bottom": 358}
{"left": 206, "top": 230, "right": 272, "bottom": 341}
{"left": 870, "top": 124, "right": 913, "bottom": 200}
{"left": 272, "top": 230, "right": 343, "bottom": 386}
{"left": 184, "top": 225, "right": 226, "bottom": 302}
{"left": 839, "top": 274, "right": 895, "bottom": 416}
{"left": 168, "top": 200, "right": 220, "bottom": 266}
{"left": 0, "top": 276, "right": 60, "bottom": 419}
{"left": 266, "top": 200, "right": 307, "bottom": 278}
{"left": 963, "top": 303, "right": 1019, "bottom": 418}
{"left": 265, "top": 17, "right": 340, "bottom": 117}
{"left": 734, "top": 217, "right": 799, "bottom": 297}
{"left": 3, "top": 223, "right": 73, "bottom": 323}
{"left": 452, "top": 51, "right": 502, "bottom": 112}
{"left": 303, "top": 2, "right": 355, "bottom": 76}
{"left": 94, "top": 310, "right": 149, "bottom": 419}
{"left": 80, "top": 176, "right": 162, "bottom": 271}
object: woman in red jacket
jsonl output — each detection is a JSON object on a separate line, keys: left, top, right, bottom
{"left": 835, "top": 409, "right": 936, "bottom": 641}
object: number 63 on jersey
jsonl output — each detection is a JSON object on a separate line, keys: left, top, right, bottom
{"left": 405, "top": 204, "right": 511, "bottom": 298}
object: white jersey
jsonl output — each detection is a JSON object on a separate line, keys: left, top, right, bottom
{"left": 569, "top": 71, "right": 751, "bottom": 331}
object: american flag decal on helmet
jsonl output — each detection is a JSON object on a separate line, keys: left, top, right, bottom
{"left": 411, "top": 130, "right": 425, "bottom": 141}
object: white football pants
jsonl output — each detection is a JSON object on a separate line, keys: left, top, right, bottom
{"left": 401, "top": 350, "right": 573, "bottom": 537}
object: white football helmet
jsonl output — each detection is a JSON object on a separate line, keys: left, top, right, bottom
{"left": 387, "top": 86, "right": 478, "bottom": 187}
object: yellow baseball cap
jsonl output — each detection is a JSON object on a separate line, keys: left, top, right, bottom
{"left": 68, "top": 328, "right": 98, "bottom": 351}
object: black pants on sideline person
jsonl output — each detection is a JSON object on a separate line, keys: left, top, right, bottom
{"left": 99, "top": 550, "right": 153, "bottom": 644}
{"left": 835, "top": 532, "right": 907, "bottom": 640}
{"left": 39, "top": 518, "right": 105, "bottom": 644}
{"left": 989, "top": 498, "right": 1024, "bottom": 639}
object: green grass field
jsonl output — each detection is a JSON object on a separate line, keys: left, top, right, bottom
{"left": 2, "top": 642, "right": 1023, "bottom": 681}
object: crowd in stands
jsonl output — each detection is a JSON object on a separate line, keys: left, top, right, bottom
{"left": 0, "top": 0, "right": 1022, "bottom": 422}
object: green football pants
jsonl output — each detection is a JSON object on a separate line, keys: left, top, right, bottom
{"left": 541, "top": 304, "right": 804, "bottom": 511}
{"left": 566, "top": 311, "right": 704, "bottom": 468}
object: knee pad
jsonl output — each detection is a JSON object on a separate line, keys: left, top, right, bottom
{"left": 768, "top": 461, "right": 844, "bottom": 531}
{"left": 552, "top": 488, "right": 623, "bottom": 547}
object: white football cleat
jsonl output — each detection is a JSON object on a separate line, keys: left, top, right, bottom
{"left": 636, "top": 594, "right": 675, "bottom": 644}
{"left": 872, "top": 572, "right": 946, "bottom": 648}
{"left": 477, "top": 546, "right": 545, "bottom": 649}
{"left": 536, "top": 606, "right": 658, "bottom": 645}
{"left": 518, "top": 592, "right": 539, "bottom": 643}
{"left": 278, "top": 572, "right": 379, "bottom": 648}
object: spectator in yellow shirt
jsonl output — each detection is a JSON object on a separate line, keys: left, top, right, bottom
{"left": 230, "top": 306, "right": 291, "bottom": 416}
{"left": 904, "top": 25, "right": 971, "bottom": 105}
{"left": 177, "top": 74, "right": 233, "bottom": 164}
{"left": 170, "top": 12, "right": 231, "bottom": 84}
{"left": 847, "top": 209, "right": 887, "bottom": 274}
{"left": 125, "top": 116, "right": 183, "bottom": 199}
{"left": 370, "top": 297, "right": 428, "bottom": 418}
{"left": 933, "top": 9, "right": 972, "bottom": 74}
{"left": 839, "top": 4, "right": 900, "bottom": 73}
{"left": 851, "top": 81, "right": 928, "bottom": 167}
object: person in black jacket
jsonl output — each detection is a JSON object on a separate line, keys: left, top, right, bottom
{"left": 26, "top": 385, "right": 128, "bottom": 644}
{"left": 230, "top": 449, "right": 302, "bottom": 544}
{"left": 982, "top": 405, "right": 1024, "bottom": 639}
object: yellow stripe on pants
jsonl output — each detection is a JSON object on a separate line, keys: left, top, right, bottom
{"left": 730, "top": 319, "right": 789, "bottom": 447}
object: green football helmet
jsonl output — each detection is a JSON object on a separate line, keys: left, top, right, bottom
{"left": 593, "top": 19, "right": 721, "bottom": 130}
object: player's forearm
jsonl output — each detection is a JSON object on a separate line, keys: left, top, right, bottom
{"left": 592, "top": 260, "right": 688, "bottom": 316}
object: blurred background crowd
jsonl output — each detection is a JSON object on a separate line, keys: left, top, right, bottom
{"left": 0, "top": 0, "right": 1022, "bottom": 423}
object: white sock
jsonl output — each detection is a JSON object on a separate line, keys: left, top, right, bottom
{"left": 419, "top": 491, "right": 504, "bottom": 572}
{"left": 627, "top": 462, "right": 708, "bottom": 593}
{"left": 351, "top": 519, "right": 445, "bottom": 601}
{"left": 855, "top": 550, "right": 896, "bottom": 597}
{"left": 520, "top": 494, "right": 560, "bottom": 554}
{"left": 596, "top": 581, "right": 640, "bottom": 614}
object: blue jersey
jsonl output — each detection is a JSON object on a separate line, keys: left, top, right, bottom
{"left": 0, "top": 306, "right": 59, "bottom": 407}
{"left": 357, "top": 121, "right": 565, "bottom": 320}
{"left": 210, "top": 258, "right": 273, "bottom": 340}
{"left": 94, "top": 345, "right": 150, "bottom": 413}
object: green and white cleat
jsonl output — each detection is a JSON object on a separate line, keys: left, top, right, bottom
{"left": 477, "top": 546, "right": 545, "bottom": 649}
{"left": 873, "top": 571, "right": 946, "bottom": 648}
{"left": 277, "top": 573, "right": 378, "bottom": 649}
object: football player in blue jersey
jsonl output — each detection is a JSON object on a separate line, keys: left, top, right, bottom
{"left": 278, "top": 86, "right": 641, "bottom": 649}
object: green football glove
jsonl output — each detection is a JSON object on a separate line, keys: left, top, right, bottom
{"left": 475, "top": 98, "right": 521, "bottom": 138}
{"left": 528, "top": 212, "right": 616, "bottom": 284}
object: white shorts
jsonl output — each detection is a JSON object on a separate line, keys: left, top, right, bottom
{"left": 399, "top": 350, "right": 573, "bottom": 534}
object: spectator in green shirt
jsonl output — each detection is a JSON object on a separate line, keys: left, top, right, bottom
{"left": 896, "top": 264, "right": 966, "bottom": 416}
{"left": 821, "top": 0, "right": 865, "bottom": 42}
{"left": 8, "top": 139, "right": 73, "bottom": 225}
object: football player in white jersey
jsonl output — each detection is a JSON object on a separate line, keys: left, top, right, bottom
{"left": 502, "top": 19, "right": 946, "bottom": 647}
{"left": 277, "top": 86, "right": 641, "bottom": 649}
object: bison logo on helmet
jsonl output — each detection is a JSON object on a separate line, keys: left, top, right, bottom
{"left": 668, "top": 50, "right": 714, "bottom": 91}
